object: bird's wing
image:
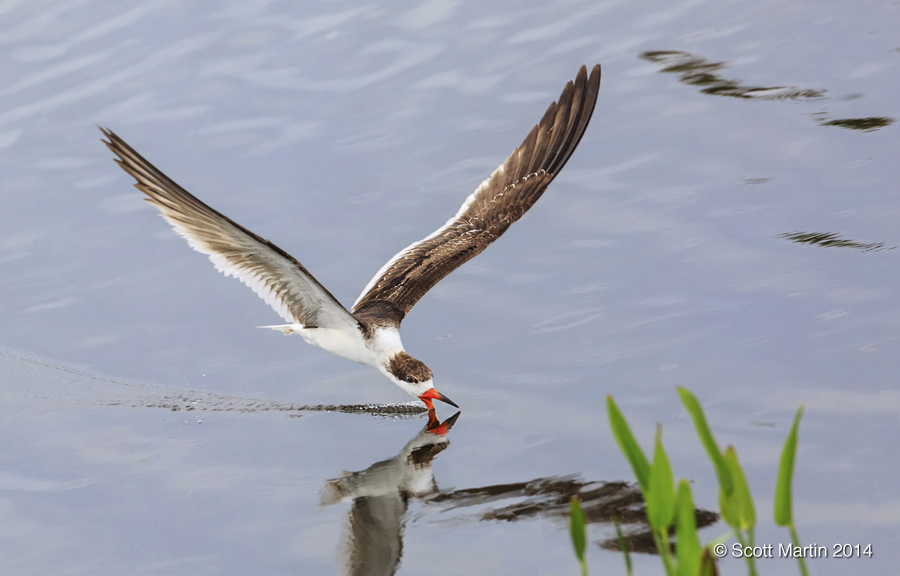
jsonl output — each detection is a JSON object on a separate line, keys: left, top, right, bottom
{"left": 102, "top": 128, "right": 360, "bottom": 332}
{"left": 352, "top": 64, "right": 601, "bottom": 322}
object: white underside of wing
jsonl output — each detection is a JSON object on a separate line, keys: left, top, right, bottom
{"left": 353, "top": 164, "right": 504, "bottom": 308}
{"left": 162, "top": 216, "right": 293, "bottom": 323}
{"left": 157, "top": 209, "right": 357, "bottom": 333}
{"left": 211, "top": 251, "right": 297, "bottom": 323}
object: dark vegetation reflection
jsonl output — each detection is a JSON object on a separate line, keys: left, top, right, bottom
{"left": 427, "top": 476, "right": 717, "bottom": 554}
{"left": 819, "top": 116, "right": 895, "bottom": 132}
{"left": 322, "top": 412, "right": 717, "bottom": 575}
{"left": 778, "top": 231, "right": 892, "bottom": 252}
{"left": 642, "top": 51, "right": 895, "bottom": 134}
{"left": 640, "top": 51, "right": 825, "bottom": 101}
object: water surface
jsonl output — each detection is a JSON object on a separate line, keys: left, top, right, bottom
{"left": 1, "top": 1, "right": 898, "bottom": 574}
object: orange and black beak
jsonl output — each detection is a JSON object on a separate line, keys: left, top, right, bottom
{"left": 419, "top": 388, "right": 459, "bottom": 410}
{"left": 426, "top": 409, "right": 461, "bottom": 435}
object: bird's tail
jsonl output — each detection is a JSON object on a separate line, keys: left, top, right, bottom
{"left": 258, "top": 324, "right": 298, "bottom": 335}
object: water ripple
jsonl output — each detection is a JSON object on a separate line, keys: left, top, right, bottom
{"left": 531, "top": 308, "right": 604, "bottom": 334}
{"left": 0, "top": 33, "right": 222, "bottom": 128}
{"left": 230, "top": 40, "right": 444, "bottom": 92}
{"left": 11, "top": 2, "right": 167, "bottom": 62}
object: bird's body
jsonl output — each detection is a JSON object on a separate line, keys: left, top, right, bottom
{"left": 103, "top": 64, "right": 601, "bottom": 409}
{"left": 267, "top": 322, "right": 404, "bottom": 379}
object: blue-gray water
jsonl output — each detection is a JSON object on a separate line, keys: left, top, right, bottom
{"left": 1, "top": 1, "right": 898, "bottom": 574}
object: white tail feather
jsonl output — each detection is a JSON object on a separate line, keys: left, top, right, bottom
{"left": 258, "top": 324, "right": 299, "bottom": 335}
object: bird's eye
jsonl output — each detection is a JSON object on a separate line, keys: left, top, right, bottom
{"left": 406, "top": 376, "right": 415, "bottom": 384}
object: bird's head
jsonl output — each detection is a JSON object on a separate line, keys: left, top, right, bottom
{"left": 386, "top": 351, "right": 458, "bottom": 409}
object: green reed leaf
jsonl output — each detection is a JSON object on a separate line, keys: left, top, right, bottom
{"left": 613, "top": 515, "right": 633, "bottom": 576}
{"left": 607, "top": 395, "right": 651, "bottom": 491}
{"left": 723, "top": 446, "right": 755, "bottom": 531}
{"left": 677, "top": 388, "right": 732, "bottom": 496}
{"left": 775, "top": 406, "right": 804, "bottom": 526}
{"left": 570, "top": 496, "right": 588, "bottom": 575}
{"left": 675, "top": 480, "right": 701, "bottom": 576}
{"left": 699, "top": 548, "right": 719, "bottom": 576}
{"left": 647, "top": 426, "right": 675, "bottom": 531}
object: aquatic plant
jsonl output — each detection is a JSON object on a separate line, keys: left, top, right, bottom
{"left": 569, "top": 387, "right": 806, "bottom": 576}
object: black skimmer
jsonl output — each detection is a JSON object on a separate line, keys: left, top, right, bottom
{"left": 102, "top": 63, "right": 601, "bottom": 410}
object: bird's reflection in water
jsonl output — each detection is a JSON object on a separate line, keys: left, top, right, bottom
{"left": 321, "top": 410, "right": 459, "bottom": 576}
{"left": 322, "top": 411, "right": 718, "bottom": 575}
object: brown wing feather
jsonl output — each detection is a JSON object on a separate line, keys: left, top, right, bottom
{"left": 353, "top": 64, "right": 601, "bottom": 323}
{"left": 101, "top": 128, "right": 360, "bottom": 332}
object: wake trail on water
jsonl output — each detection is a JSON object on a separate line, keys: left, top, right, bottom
{"left": 0, "top": 349, "right": 427, "bottom": 418}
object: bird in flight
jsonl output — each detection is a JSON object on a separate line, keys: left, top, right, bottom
{"left": 102, "top": 63, "right": 600, "bottom": 410}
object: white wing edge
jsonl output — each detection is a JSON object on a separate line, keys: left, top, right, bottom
{"left": 352, "top": 164, "right": 504, "bottom": 308}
